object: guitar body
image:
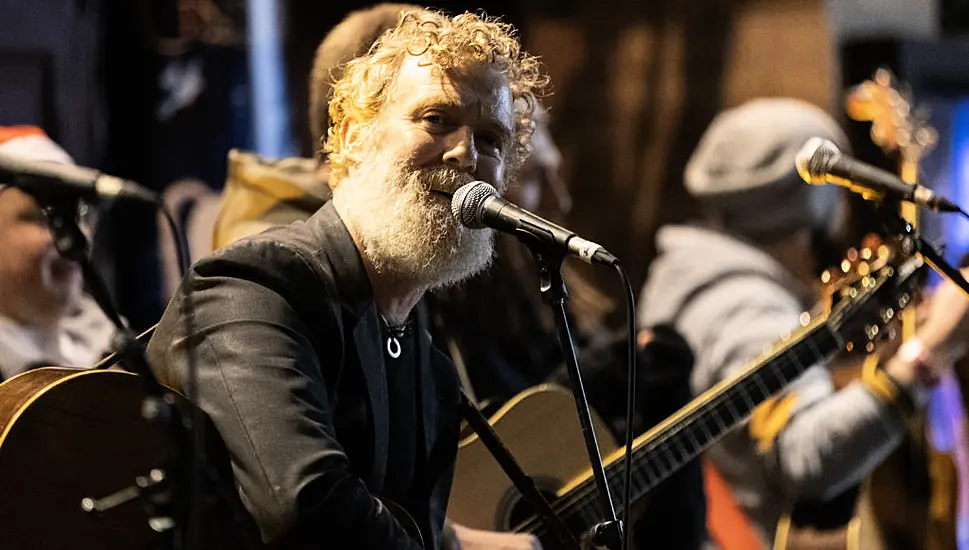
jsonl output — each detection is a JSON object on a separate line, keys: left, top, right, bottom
{"left": 0, "top": 367, "right": 260, "bottom": 550}
{"left": 447, "top": 384, "right": 617, "bottom": 531}
{"left": 856, "top": 425, "right": 958, "bottom": 550}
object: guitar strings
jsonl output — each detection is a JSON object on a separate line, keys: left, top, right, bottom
{"left": 521, "top": 367, "right": 800, "bottom": 535}
{"left": 517, "top": 327, "right": 838, "bottom": 536}
{"left": 523, "top": 257, "right": 908, "bottom": 536}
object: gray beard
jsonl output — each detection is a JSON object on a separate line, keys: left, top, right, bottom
{"left": 337, "top": 157, "right": 495, "bottom": 291}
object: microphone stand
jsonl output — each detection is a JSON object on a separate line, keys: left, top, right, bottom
{"left": 39, "top": 198, "right": 192, "bottom": 549}
{"left": 876, "top": 204, "right": 969, "bottom": 298}
{"left": 521, "top": 234, "right": 623, "bottom": 549}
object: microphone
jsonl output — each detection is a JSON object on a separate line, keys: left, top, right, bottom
{"left": 0, "top": 151, "right": 158, "bottom": 204}
{"left": 795, "top": 137, "right": 960, "bottom": 213}
{"left": 450, "top": 181, "right": 618, "bottom": 266}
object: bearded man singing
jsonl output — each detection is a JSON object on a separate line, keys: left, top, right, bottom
{"left": 147, "top": 10, "right": 545, "bottom": 550}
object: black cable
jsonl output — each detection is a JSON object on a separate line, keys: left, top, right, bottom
{"left": 156, "top": 198, "right": 204, "bottom": 548}
{"left": 160, "top": 197, "right": 265, "bottom": 549}
{"left": 960, "top": 207, "right": 969, "bottom": 224}
{"left": 614, "top": 262, "right": 637, "bottom": 550}
{"left": 158, "top": 200, "right": 190, "bottom": 277}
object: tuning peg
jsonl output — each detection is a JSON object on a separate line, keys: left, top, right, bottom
{"left": 881, "top": 307, "right": 895, "bottom": 323}
{"left": 865, "top": 325, "right": 880, "bottom": 341}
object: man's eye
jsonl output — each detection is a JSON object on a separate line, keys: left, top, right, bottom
{"left": 478, "top": 133, "right": 503, "bottom": 153}
{"left": 423, "top": 113, "right": 446, "bottom": 125}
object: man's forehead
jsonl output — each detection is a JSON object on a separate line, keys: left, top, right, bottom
{"left": 391, "top": 56, "right": 514, "bottom": 126}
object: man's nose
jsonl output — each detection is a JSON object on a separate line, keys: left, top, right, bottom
{"left": 442, "top": 128, "right": 478, "bottom": 174}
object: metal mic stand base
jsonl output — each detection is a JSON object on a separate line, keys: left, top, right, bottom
{"left": 524, "top": 241, "right": 623, "bottom": 550}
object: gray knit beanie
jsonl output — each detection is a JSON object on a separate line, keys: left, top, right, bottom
{"left": 685, "top": 98, "right": 850, "bottom": 240}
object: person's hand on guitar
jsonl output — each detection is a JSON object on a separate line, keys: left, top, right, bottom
{"left": 449, "top": 522, "right": 542, "bottom": 549}
{"left": 884, "top": 267, "right": 969, "bottom": 391}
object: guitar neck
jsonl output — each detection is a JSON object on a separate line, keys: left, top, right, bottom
{"left": 899, "top": 156, "right": 919, "bottom": 340}
{"left": 524, "top": 315, "right": 842, "bottom": 541}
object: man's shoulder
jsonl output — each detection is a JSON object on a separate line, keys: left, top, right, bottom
{"left": 203, "top": 231, "right": 331, "bottom": 284}
{"left": 149, "top": 229, "right": 345, "bottom": 372}
{"left": 178, "top": 232, "right": 342, "bottom": 332}
{"left": 205, "top": 203, "right": 346, "bottom": 278}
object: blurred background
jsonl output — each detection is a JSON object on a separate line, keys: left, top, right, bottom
{"left": 2, "top": 0, "right": 968, "bottom": 331}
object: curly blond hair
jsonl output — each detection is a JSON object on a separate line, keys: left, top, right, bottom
{"left": 308, "top": 4, "right": 424, "bottom": 152}
{"left": 324, "top": 10, "right": 548, "bottom": 186}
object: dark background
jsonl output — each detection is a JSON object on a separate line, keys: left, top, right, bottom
{"left": 1, "top": 0, "right": 968, "bottom": 330}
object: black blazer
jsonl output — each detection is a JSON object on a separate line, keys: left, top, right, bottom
{"left": 147, "top": 202, "right": 461, "bottom": 549}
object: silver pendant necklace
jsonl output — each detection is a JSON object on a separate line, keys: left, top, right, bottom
{"left": 381, "top": 314, "right": 408, "bottom": 359}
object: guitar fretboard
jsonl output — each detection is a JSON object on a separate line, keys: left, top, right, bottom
{"left": 523, "top": 317, "right": 841, "bottom": 541}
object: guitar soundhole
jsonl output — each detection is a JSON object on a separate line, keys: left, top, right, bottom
{"left": 498, "top": 478, "right": 561, "bottom": 532}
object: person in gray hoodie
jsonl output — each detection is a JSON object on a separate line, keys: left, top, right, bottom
{"left": 638, "top": 97, "right": 969, "bottom": 546}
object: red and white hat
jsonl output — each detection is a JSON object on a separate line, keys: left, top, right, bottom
{"left": 0, "top": 126, "right": 73, "bottom": 165}
{"left": 0, "top": 126, "right": 74, "bottom": 194}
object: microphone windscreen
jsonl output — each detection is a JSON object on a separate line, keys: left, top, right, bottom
{"left": 795, "top": 137, "right": 841, "bottom": 185}
{"left": 451, "top": 181, "right": 497, "bottom": 229}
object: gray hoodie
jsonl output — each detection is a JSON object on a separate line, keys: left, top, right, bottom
{"left": 638, "top": 225, "right": 907, "bottom": 544}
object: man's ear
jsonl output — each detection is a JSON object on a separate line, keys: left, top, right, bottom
{"left": 340, "top": 116, "right": 363, "bottom": 155}
{"left": 316, "top": 160, "right": 331, "bottom": 185}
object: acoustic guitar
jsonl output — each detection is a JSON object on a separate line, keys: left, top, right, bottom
{"left": 775, "top": 68, "right": 955, "bottom": 550}
{"left": 0, "top": 366, "right": 268, "bottom": 549}
{"left": 0, "top": 366, "right": 425, "bottom": 549}
{"left": 447, "top": 255, "right": 925, "bottom": 547}
{"left": 846, "top": 68, "right": 956, "bottom": 550}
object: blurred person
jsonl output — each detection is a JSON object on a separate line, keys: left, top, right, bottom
{"left": 0, "top": 126, "right": 113, "bottom": 380}
{"left": 211, "top": 3, "right": 423, "bottom": 251}
{"left": 148, "top": 10, "right": 546, "bottom": 550}
{"left": 637, "top": 98, "right": 969, "bottom": 547}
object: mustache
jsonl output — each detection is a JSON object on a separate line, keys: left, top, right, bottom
{"left": 417, "top": 167, "right": 474, "bottom": 195}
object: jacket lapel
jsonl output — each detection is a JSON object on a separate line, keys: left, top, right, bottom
{"left": 415, "top": 304, "right": 436, "bottom": 460}
{"left": 354, "top": 304, "right": 389, "bottom": 489}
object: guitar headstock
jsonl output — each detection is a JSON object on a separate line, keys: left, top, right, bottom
{"left": 826, "top": 254, "right": 925, "bottom": 354}
{"left": 846, "top": 68, "right": 937, "bottom": 164}
{"left": 820, "top": 233, "right": 896, "bottom": 316}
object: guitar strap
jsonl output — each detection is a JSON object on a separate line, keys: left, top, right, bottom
{"left": 458, "top": 389, "right": 580, "bottom": 549}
